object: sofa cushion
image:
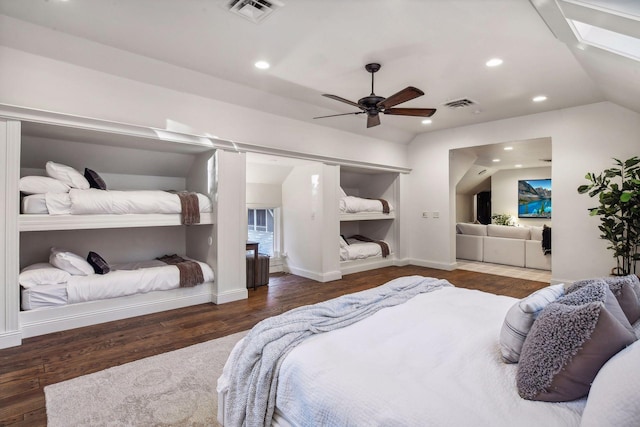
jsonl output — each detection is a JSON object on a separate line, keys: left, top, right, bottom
{"left": 483, "top": 236, "right": 526, "bottom": 267}
{"left": 456, "top": 234, "right": 483, "bottom": 262}
{"left": 530, "top": 226, "right": 544, "bottom": 241}
{"left": 487, "top": 224, "right": 531, "bottom": 240}
{"left": 455, "top": 223, "right": 487, "bottom": 236}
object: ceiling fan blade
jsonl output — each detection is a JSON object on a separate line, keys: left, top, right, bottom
{"left": 367, "top": 114, "right": 381, "bottom": 128}
{"left": 383, "top": 107, "right": 437, "bottom": 117}
{"left": 322, "top": 94, "right": 363, "bottom": 109}
{"left": 377, "top": 86, "right": 425, "bottom": 109}
{"left": 313, "top": 111, "right": 365, "bottom": 119}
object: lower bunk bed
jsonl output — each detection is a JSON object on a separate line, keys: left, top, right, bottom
{"left": 339, "top": 235, "right": 394, "bottom": 275}
{"left": 19, "top": 252, "right": 215, "bottom": 338}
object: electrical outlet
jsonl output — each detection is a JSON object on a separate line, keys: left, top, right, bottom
{"left": 422, "top": 211, "right": 429, "bottom": 218}
{"left": 432, "top": 211, "right": 440, "bottom": 218}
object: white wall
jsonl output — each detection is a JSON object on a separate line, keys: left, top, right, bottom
{"left": 0, "top": 46, "right": 409, "bottom": 169}
{"left": 491, "top": 167, "right": 551, "bottom": 228}
{"left": 246, "top": 183, "right": 282, "bottom": 208}
{"left": 407, "top": 102, "right": 640, "bottom": 283}
{"left": 456, "top": 194, "right": 473, "bottom": 223}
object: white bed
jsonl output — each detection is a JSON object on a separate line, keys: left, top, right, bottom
{"left": 21, "top": 189, "right": 213, "bottom": 215}
{"left": 339, "top": 195, "right": 393, "bottom": 214}
{"left": 21, "top": 259, "right": 214, "bottom": 310}
{"left": 219, "top": 279, "right": 624, "bottom": 427}
{"left": 340, "top": 237, "right": 390, "bottom": 261}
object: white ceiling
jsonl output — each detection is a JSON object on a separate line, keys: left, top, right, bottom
{"left": 2, "top": 0, "right": 638, "bottom": 147}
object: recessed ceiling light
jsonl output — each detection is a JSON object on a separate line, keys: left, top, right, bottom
{"left": 492, "top": 158, "right": 501, "bottom": 162}
{"left": 421, "top": 119, "right": 432, "bottom": 125}
{"left": 486, "top": 58, "right": 503, "bottom": 67}
{"left": 254, "top": 61, "right": 270, "bottom": 70}
{"left": 504, "top": 146, "right": 513, "bottom": 151}
{"left": 515, "top": 164, "right": 523, "bottom": 168}
{"left": 533, "top": 95, "right": 547, "bottom": 102}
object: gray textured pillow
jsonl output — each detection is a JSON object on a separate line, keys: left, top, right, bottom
{"left": 499, "top": 284, "right": 565, "bottom": 363}
{"left": 568, "top": 277, "right": 640, "bottom": 324}
{"left": 516, "top": 301, "right": 635, "bottom": 402}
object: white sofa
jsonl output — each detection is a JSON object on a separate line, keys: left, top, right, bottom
{"left": 456, "top": 223, "right": 551, "bottom": 270}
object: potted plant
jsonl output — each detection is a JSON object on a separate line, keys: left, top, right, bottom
{"left": 491, "top": 213, "right": 514, "bottom": 226}
{"left": 577, "top": 156, "right": 640, "bottom": 276}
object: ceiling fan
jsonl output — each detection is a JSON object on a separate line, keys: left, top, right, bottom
{"left": 314, "top": 63, "right": 436, "bottom": 128}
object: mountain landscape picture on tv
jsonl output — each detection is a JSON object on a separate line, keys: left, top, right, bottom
{"left": 518, "top": 179, "right": 551, "bottom": 218}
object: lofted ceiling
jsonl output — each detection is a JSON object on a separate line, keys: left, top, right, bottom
{"left": 0, "top": 0, "right": 638, "bottom": 146}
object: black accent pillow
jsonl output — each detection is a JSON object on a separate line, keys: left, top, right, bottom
{"left": 84, "top": 168, "right": 107, "bottom": 190}
{"left": 87, "top": 251, "right": 110, "bottom": 275}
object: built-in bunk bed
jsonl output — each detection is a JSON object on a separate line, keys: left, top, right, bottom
{"left": 15, "top": 120, "right": 218, "bottom": 338}
{"left": 339, "top": 167, "right": 399, "bottom": 275}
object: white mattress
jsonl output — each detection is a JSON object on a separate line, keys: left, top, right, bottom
{"left": 339, "top": 196, "right": 394, "bottom": 213}
{"left": 339, "top": 239, "right": 389, "bottom": 261}
{"left": 271, "top": 287, "right": 586, "bottom": 426}
{"left": 21, "top": 259, "right": 214, "bottom": 310}
{"left": 21, "top": 189, "right": 213, "bottom": 215}
{"left": 21, "top": 194, "right": 49, "bottom": 214}
{"left": 21, "top": 282, "right": 68, "bottom": 310}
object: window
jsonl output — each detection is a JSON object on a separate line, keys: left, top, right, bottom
{"left": 247, "top": 208, "right": 276, "bottom": 257}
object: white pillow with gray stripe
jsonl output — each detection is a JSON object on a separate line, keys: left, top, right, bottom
{"left": 499, "top": 284, "right": 565, "bottom": 363}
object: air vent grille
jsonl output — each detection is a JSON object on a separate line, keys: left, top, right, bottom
{"left": 225, "top": 0, "right": 284, "bottom": 23}
{"left": 443, "top": 98, "right": 477, "bottom": 109}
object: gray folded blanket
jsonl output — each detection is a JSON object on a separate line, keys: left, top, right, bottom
{"left": 223, "top": 275, "right": 453, "bottom": 427}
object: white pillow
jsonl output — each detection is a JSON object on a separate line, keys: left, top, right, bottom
{"left": 19, "top": 262, "right": 71, "bottom": 288}
{"left": 580, "top": 340, "right": 640, "bottom": 426}
{"left": 49, "top": 247, "right": 94, "bottom": 276}
{"left": 499, "top": 283, "right": 565, "bottom": 363}
{"left": 339, "top": 235, "right": 349, "bottom": 248}
{"left": 19, "top": 176, "right": 70, "bottom": 195}
{"left": 46, "top": 161, "right": 90, "bottom": 189}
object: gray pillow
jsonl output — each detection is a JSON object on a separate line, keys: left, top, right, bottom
{"left": 517, "top": 301, "right": 635, "bottom": 402}
{"left": 499, "top": 284, "right": 565, "bottom": 363}
{"left": 516, "top": 284, "right": 636, "bottom": 402}
{"left": 568, "top": 277, "right": 640, "bottom": 324}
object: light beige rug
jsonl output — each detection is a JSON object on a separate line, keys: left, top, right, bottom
{"left": 45, "top": 330, "right": 247, "bottom": 427}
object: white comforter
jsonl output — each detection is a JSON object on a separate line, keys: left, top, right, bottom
{"left": 41, "top": 189, "right": 213, "bottom": 215}
{"left": 339, "top": 196, "right": 393, "bottom": 213}
{"left": 340, "top": 239, "right": 388, "bottom": 261}
{"left": 67, "top": 260, "right": 214, "bottom": 303}
{"left": 273, "top": 287, "right": 586, "bottom": 426}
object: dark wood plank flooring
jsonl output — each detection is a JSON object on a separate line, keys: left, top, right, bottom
{"left": 0, "top": 266, "right": 547, "bottom": 426}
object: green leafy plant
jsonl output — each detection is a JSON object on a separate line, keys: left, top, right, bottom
{"left": 577, "top": 156, "right": 640, "bottom": 276}
{"left": 491, "top": 213, "right": 514, "bottom": 226}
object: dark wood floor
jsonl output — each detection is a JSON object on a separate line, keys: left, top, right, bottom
{"left": 0, "top": 266, "right": 547, "bottom": 426}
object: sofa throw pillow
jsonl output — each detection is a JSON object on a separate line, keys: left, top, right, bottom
{"left": 499, "top": 284, "right": 565, "bottom": 363}
{"left": 87, "top": 251, "right": 110, "bottom": 275}
{"left": 516, "top": 301, "right": 635, "bottom": 402}
{"left": 455, "top": 223, "right": 487, "bottom": 236}
{"left": 19, "top": 176, "right": 70, "bottom": 195}
{"left": 49, "top": 247, "right": 95, "bottom": 276}
{"left": 568, "top": 277, "right": 640, "bottom": 324}
{"left": 46, "top": 161, "right": 90, "bottom": 189}
{"left": 580, "top": 340, "right": 640, "bottom": 427}
{"left": 19, "top": 263, "right": 71, "bottom": 288}
{"left": 84, "top": 168, "right": 107, "bottom": 190}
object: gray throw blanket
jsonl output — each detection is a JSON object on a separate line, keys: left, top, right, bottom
{"left": 223, "top": 275, "right": 453, "bottom": 427}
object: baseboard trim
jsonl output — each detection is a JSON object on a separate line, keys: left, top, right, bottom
{"left": 213, "top": 288, "right": 249, "bottom": 304}
{"left": 0, "top": 330, "right": 22, "bottom": 349}
{"left": 286, "top": 266, "right": 341, "bottom": 282}
{"left": 408, "top": 258, "right": 457, "bottom": 271}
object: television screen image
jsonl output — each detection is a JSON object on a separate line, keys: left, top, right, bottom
{"left": 518, "top": 179, "right": 551, "bottom": 218}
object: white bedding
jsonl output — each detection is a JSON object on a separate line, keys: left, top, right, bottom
{"left": 22, "top": 189, "right": 213, "bottom": 215}
{"left": 21, "top": 260, "right": 214, "bottom": 309}
{"left": 271, "top": 287, "right": 585, "bottom": 426}
{"left": 340, "top": 239, "right": 389, "bottom": 261}
{"left": 339, "top": 196, "right": 393, "bottom": 214}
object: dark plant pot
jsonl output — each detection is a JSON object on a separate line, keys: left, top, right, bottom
{"left": 610, "top": 267, "right": 626, "bottom": 276}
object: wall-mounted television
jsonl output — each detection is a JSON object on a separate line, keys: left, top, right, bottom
{"left": 518, "top": 179, "right": 551, "bottom": 218}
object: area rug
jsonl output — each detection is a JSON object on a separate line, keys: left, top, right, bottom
{"left": 45, "top": 330, "right": 248, "bottom": 427}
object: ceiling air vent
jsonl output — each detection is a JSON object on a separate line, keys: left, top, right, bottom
{"left": 225, "top": 0, "right": 284, "bottom": 23}
{"left": 443, "top": 98, "right": 477, "bottom": 109}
